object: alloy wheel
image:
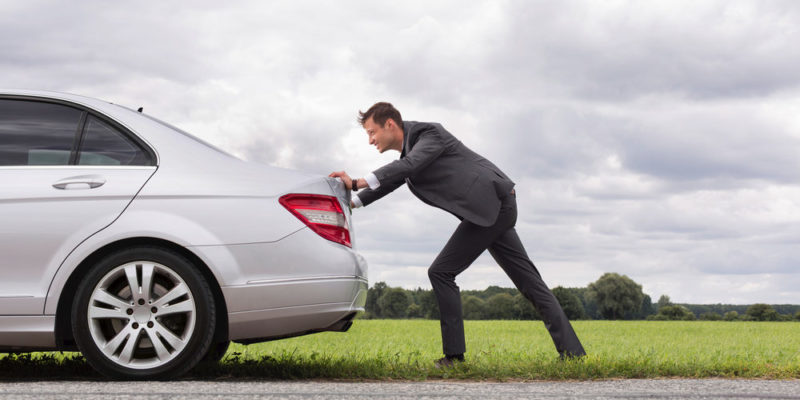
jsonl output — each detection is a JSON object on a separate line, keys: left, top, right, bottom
{"left": 86, "top": 261, "right": 197, "bottom": 369}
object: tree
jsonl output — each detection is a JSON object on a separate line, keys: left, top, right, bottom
{"left": 513, "top": 293, "right": 540, "bottom": 320}
{"left": 746, "top": 304, "right": 779, "bottom": 321}
{"left": 795, "top": 311, "right": 800, "bottom": 321}
{"left": 552, "top": 287, "right": 585, "bottom": 320}
{"left": 637, "top": 294, "right": 655, "bottom": 319}
{"left": 586, "top": 273, "right": 645, "bottom": 319}
{"left": 483, "top": 285, "right": 511, "bottom": 299}
{"left": 418, "top": 290, "right": 440, "bottom": 319}
{"left": 656, "top": 295, "right": 672, "bottom": 310}
{"left": 365, "top": 281, "right": 388, "bottom": 318}
{"left": 649, "top": 305, "right": 695, "bottom": 321}
{"left": 485, "top": 293, "right": 515, "bottom": 319}
{"left": 462, "top": 295, "right": 486, "bottom": 320}
{"left": 406, "top": 303, "right": 422, "bottom": 319}
{"left": 700, "top": 312, "right": 722, "bottom": 321}
{"left": 723, "top": 311, "right": 739, "bottom": 321}
{"left": 572, "top": 287, "right": 598, "bottom": 319}
{"left": 377, "top": 287, "right": 411, "bottom": 318}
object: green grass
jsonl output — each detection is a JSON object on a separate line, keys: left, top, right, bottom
{"left": 2, "top": 320, "right": 799, "bottom": 380}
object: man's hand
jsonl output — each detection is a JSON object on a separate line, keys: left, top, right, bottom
{"left": 328, "top": 171, "right": 354, "bottom": 190}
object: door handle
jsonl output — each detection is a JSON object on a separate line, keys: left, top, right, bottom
{"left": 52, "top": 175, "right": 106, "bottom": 190}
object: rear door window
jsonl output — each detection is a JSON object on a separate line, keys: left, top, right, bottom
{"left": 0, "top": 99, "right": 82, "bottom": 166}
{"left": 78, "top": 115, "right": 150, "bottom": 166}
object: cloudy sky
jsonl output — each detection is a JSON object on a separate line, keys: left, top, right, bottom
{"left": 3, "top": 1, "right": 800, "bottom": 304}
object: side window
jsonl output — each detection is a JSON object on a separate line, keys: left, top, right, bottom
{"left": 0, "top": 99, "right": 82, "bottom": 166}
{"left": 78, "top": 115, "right": 149, "bottom": 166}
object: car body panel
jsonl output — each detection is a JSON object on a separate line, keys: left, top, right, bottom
{"left": 0, "top": 166, "right": 155, "bottom": 314}
{"left": 0, "top": 316, "right": 55, "bottom": 351}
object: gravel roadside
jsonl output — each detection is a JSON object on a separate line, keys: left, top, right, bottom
{"left": 1, "top": 379, "right": 800, "bottom": 399}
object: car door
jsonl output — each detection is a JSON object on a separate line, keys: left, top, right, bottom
{"left": 0, "top": 98, "right": 156, "bottom": 315}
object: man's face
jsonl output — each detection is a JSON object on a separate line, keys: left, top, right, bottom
{"left": 363, "top": 117, "right": 397, "bottom": 153}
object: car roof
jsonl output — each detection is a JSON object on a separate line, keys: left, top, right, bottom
{"left": 0, "top": 89, "right": 241, "bottom": 167}
{"left": 0, "top": 89, "right": 118, "bottom": 110}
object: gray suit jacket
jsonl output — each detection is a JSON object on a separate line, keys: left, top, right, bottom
{"left": 357, "top": 121, "right": 515, "bottom": 227}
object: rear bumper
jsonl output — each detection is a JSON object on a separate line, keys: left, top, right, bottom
{"left": 222, "top": 275, "right": 368, "bottom": 342}
{"left": 189, "top": 226, "right": 369, "bottom": 342}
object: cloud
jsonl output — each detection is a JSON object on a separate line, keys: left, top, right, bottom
{"left": 492, "top": 1, "right": 800, "bottom": 101}
{"left": 2, "top": 0, "right": 799, "bottom": 304}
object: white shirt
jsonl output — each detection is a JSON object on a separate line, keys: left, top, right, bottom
{"left": 351, "top": 173, "right": 380, "bottom": 208}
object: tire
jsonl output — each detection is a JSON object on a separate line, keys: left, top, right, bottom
{"left": 71, "top": 246, "right": 216, "bottom": 380}
{"left": 201, "top": 340, "right": 231, "bottom": 364}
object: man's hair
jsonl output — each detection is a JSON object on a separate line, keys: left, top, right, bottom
{"left": 358, "top": 102, "right": 402, "bottom": 128}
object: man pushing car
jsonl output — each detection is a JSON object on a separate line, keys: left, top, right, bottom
{"left": 330, "top": 102, "right": 586, "bottom": 367}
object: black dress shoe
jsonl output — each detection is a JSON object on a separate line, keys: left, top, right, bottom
{"left": 434, "top": 355, "right": 464, "bottom": 368}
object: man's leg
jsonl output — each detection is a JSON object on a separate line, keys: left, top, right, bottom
{"left": 428, "top": 203, "right": 516, "bottom": 356}
{"left": 488, "top": 226, "right": 586, "bottom": 357}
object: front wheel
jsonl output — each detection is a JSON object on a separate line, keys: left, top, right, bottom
{"left": 71, "top": 246, "right": 216, "bottom": 379}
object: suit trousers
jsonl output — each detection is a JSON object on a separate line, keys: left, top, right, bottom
{"left": 427, "top": 192, "right": 586, "bottom": 357}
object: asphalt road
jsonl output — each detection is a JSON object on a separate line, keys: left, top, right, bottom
{"left": 0, "top": 380, "right": 799, "bottom": 399}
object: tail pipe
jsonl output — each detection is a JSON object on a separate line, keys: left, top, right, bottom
{"left": 324, "top": 312, "right": 357, "bottom": 332}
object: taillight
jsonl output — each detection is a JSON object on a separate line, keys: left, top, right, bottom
{"left": 279, "top": 193, "right": 351, "bottom": 248}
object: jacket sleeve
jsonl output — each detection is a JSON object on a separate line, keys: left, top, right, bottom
{"left": 356, "top": 179, "right": 405, "bottom": 207}
{"left": 371, "top": 125, "right": 445, "bottom": 186}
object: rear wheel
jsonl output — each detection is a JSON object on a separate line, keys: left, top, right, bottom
{"left": 71, "top": 246, "right": 216, "bottom": 379}
{"left": 201, "top": 340, "right": 231, "bottom": 364}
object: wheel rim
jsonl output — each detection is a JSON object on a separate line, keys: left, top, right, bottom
{"left": 87, "top": 261, "right": 197, "bottom": 369}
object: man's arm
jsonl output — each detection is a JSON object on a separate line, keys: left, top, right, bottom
{"left": 328, "top": 171, "right": 403, "bottom": 208}
{"left": 372, "top": 125, "right": 445, "bottom": 186}
{"left": 332, "top": 125, "right": 444, "bottom": 208}
{"left": 354, "top": 178, "right": 405, "bottom": 207}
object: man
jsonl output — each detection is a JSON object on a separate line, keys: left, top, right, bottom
{"left": 330, "top": 102, "right": 586, "bottom": 367}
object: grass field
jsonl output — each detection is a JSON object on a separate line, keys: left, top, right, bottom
{"left": 1, "top": 320, "right": 799, "bottom": 380}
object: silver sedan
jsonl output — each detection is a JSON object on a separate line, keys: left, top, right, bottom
{"left": 0, "top": 90, "right": 367, "bottom": 379}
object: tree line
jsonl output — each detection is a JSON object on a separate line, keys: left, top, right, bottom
{"left": 363, "top": 273, "right": 800, "bottom": 321}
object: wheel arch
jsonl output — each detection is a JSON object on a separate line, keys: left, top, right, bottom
{"left": 54, "top": 237, "right": 228, "bottom": 350}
